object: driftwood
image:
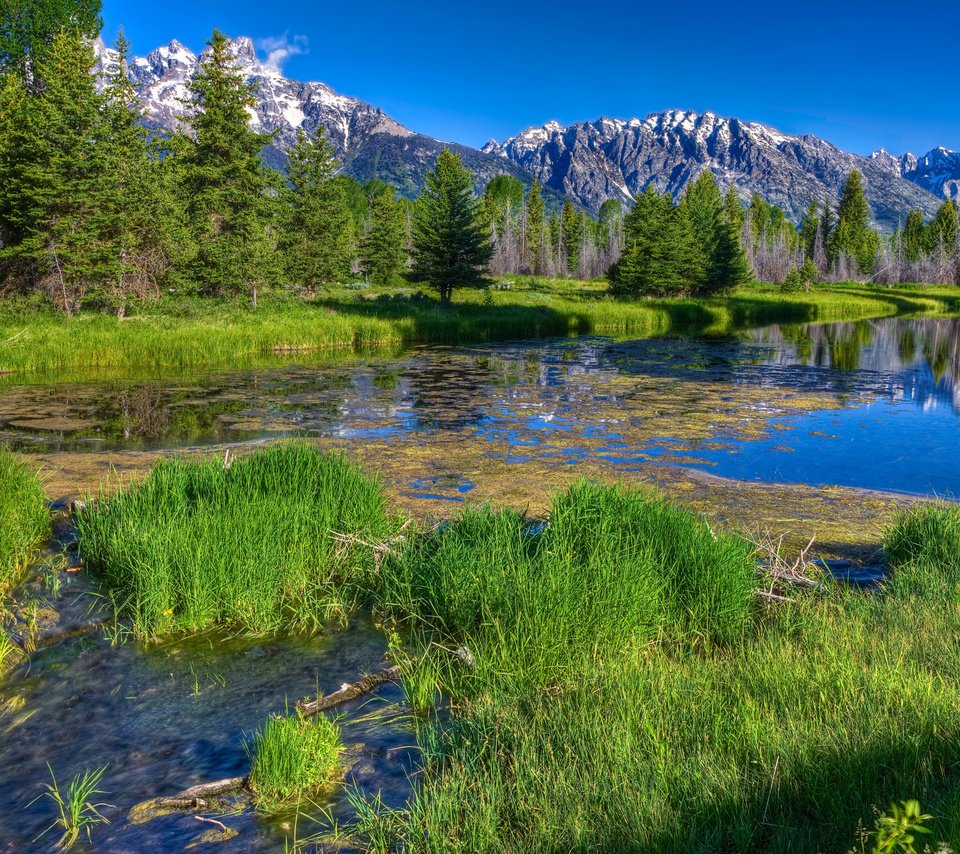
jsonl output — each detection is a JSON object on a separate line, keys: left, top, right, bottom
{"left": 297, "top": 665, "right": 401, "bottom": 716}
{"left": 153, "top": 776, "right": 248, "bottom": 809}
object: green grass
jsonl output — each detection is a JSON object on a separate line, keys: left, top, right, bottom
{"left": 247, "top": 712, "right": 343, "bottom": 809}
{"left": 2, "top": 278, "right": 957, "bottom": 376}
{"left": 76, "top": 443, "right": 397, "bottom": 638}
{"left": 33, "top": 764, "right": 110, "bottom": 851}
{"left": 0, "top": 449, "right": 50, "bottom": 590}
{"left": 353, "top": 489, "right": 960, "bottom": 853}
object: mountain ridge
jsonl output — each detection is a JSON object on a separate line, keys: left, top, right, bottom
{"left": 94, "top": 36, "right": 959, "bottom": 229}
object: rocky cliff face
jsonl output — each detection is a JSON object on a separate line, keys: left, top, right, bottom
{"left": 483, "top": 111, "right": 952, "bottom": 230}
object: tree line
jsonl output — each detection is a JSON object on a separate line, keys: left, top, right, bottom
{"left": 1, "top": 2, "right": 958, "bottom": 314}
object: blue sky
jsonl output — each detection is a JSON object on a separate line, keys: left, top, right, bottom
{"left": 101, "top": 0, "right": 959, "bottom": 156}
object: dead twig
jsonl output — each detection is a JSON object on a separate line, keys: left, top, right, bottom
{"left": 153, "top": 776, "right": 247, "bottom": 809}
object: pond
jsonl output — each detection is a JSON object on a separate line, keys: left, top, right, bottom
{"left": 3, "top": 316, "right": 959, "bottom": 498}
{"left": 3, "top": 314, "right": 960, "bottom": 850}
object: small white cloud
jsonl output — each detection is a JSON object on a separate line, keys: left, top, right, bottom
{"left": 255, "top": 33, "right": 308, "bottom": 72}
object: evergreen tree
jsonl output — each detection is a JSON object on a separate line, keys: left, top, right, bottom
{"left": 281, "top": 128, "right": 354, "bottom": 287}
{"left": 180, "top": 29, "right": 276, "bottom": 299}
{"left": 361, "top": 189, "right": 406, "bottom": 286}
{"left": 930, "top": 200, "right": 958, "bottom": 254}
{"left": 411, "top": 148, "right": 491, "bottom": 304}
{"left": 484, "top": 174, "right": 524, "bottom": 239}
{"left": 722, "top": 185, "right": 744, "bottom": 233}
{"left": 93, "top": 29, "right": 168, "bottom": 313}
{"left": 609, "top": 185, "right": 705, "bottom": 297}
{"left": 831, "top": 170, "right": 878, "bottom": 275}
{"left": 681, "top": 171, "right": 749, "bottom": 293}
{"left": 902, "top": 209, "right": 927, "bottom": 262}
{"left": 561, "top": 199, "right": 582, "bottom": 276}
{"left": 0, "top": 0, "right": 101, "bottom": 86}
{"left": 547, "top": 210, "right": 561, "bottom": 269}
{"left": 525, "top": 175, "right": 545, "bottom": 273}
{"left": 798, "top": 201, "right": 820, "bottom": 259}
{"left": 0, "top": 29, "right": 108, "bottom": 311}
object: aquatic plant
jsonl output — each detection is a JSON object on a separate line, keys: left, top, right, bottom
{"left": 33, "top": 764, "right": 110, "bottom": 851}
{"left": 247, "top": 712, "right": 343, "bottom": 809}
{"left": 0, "top": 449, "right": 50, "bottom": 589}
{"left": 76, "top": 443, "right": 397, "bottom": 637}
{"left": 885, "top": 502, "right": 960, "bottom": 582}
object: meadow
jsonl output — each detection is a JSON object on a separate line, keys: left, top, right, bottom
{"left": 2, "top": 278, "right": 958, "bottom": 376}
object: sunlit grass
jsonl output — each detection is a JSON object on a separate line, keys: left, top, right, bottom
{"left": 2, "top": 279, "right": 956, "bottom": 376}
{"left": 247, "top": 712, "right": 343, "bottom": 810}
{"left": 32, "top": 764, "right": 110, "bottom": 851}
{"left": 0, "top": 448, "right": 50, "bottom": 590}
{"left": 76, "top": 443, "right": 397, "bottom": 637}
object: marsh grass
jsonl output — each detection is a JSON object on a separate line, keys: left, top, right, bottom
{"left": 33, "top": 764, "right": 111, "bottom": 851}
{"left": 247, "top": 712, "right": 343, "bottom": 810}
{"left": 76, "top": 444, "right": 397, "bottom": 637}
{"left": 354, "top": 491, "right": 960, "bottom": 853}
{"left": 0, "top": 449, "right": 50, "bottom": 590}
{"left": 2, "top": 280, "right": 956, "bottom": 376}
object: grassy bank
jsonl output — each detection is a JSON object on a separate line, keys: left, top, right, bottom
{"left": 2, "top": 279, "right": 958, "bottom": 376}
{"left": 0, "top": 449, "right": 50, "bottom": 590}
{"left": 351, "top": 489, "right": 960, "bottom": 854}
{"left": 76, "top": 444, "right": 397, "bottom": 637}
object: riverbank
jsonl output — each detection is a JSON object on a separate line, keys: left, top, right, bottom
{"left": 2, "top": 278, "right": 958, "bottom": 376}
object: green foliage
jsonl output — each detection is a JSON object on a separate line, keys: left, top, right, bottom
{"left": 930, "top": 200, "right": 958, "bottom": 253}
{"left": 525, "top": 175, "right": 545, "bottom": 273}
{"left": 799, "top": 201, "right": 821, "bottom": 258}
{"left": 609, "top": 185, "right": 706, "bottom": 297}
{"left": 0, "top": 448, "right": 49, "bottom": 588}
{"left": 179, "top": 29, "right": 277, "bottom": 297}
{"left": 247, "top": 712, "right": 343, "bottom": 808}
{"left": 872, "top": 800, "right": 934, "bottom": 854}
{"left": 780, "top": 267, "right": 804, "bottom": 293}
{"left": 832, "top": 170, "right": 878, "bottom": 274}
{"left": 560, "top": 199, "right": 582, "bottom": 275}
{"left": 33, "top": 764, "right": 110, "bottom": 851}
{"left": 885, "top": 502, "right": 960, "bottom": 587}
{"left": 902, "top": 209, "right": 927, "bottom": 262}
{"left": 0, "top": 0, "right": 101, "bottom": 84}
{"left": 281, "top": 128, "right": 354, "bottom": 287}
{"left": 411, "top": 149, "right": 491, "bottom": 304}
{"left": 361, "top": 189, "right": 407, "bottom": 285}
{"left": 76, "top": 444, "right": 395, "bottom": 636}
{"left": 484, "top": 174, "right": 524, "bottom": 240}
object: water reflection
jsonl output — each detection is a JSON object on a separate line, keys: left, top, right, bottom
{"left": 4, "top": 316, "right": 960, "bottom": 496}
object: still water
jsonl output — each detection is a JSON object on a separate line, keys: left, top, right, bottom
{"left": 3, "top": 316, "right": 959, "bottom": 497}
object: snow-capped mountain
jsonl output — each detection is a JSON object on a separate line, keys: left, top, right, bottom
{"left": 871, "top": 146, "right": 960, "bottom": 203}
{"left": 94, "top": 36, "right": 955, "bottom": 227}
{"left": 483, "top": 112, "right": 949, "bottom": 230}
{"left": 92, "top": 35, "right": 536, "bottom": 197}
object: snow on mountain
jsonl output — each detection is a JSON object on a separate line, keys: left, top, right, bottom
{"left": 484, "top": 111, "right": 950, "bottom": 230}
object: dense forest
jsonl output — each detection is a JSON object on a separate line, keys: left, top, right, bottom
{"left": 1, "top": 4, "right": 958, "bottom": 315}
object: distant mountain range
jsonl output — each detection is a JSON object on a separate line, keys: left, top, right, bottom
{"left": 94, "top": 36, "right": 960, "bottom": 231}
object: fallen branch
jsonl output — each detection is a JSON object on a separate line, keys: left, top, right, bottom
{"left": 153, "top": 776, "right": 247, "bottom": 809}
{"left": 297, "top": 665, "right": 401, "bottom": 716}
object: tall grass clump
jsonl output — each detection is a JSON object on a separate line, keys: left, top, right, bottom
{"left": 77, "top": 444, "right": 396, "bottom": 637}
{"left": 247, "top": 712, "right": 343, "bottom": 809}
{"left": 33, "top": 764, "right": 110, "bottom": 850}
{"left": 355, "top": 488, "right": 960, "bottom": 853}
{"left": 885, "top": 502, "right": 960, "bottom": 582}
{"left": 0, "top": 449, "right": 49, "bottom": 589}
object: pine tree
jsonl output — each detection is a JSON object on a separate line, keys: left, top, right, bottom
{"left": 798, "top": 201, "right": 820, "bottom": 259}
{"left": 722, "top": 185, "right": 744, "bottom": 233}
{"left": 831, "top": 170, "right": 878, "bottom": 275}
{"left": 561, "top": 199, "right": 581, "bottom": 276}
{"left": 929, "top": 200, "right": 958, "bottom": 254}
{"left": 902, "top": 209, "right": 926, "bottom": 262}
{"left": 525, "top": 175, "right": 545, "bottom": 274}
{"left": 281, "top": 128, "right": 354, "bottom": 287}
{"left": 0, "top": 0, "right": 102, "bottom": 86}
{"left": 94, "top": 29, "right": 167, "bottom": 313}
{"left": 181, "top": 29, "right": 276, "bottom": 299}
{"left": 681, "top": 171, "right": 749, "bottom": 293}
{"left": 411, "top": 149, "right": 491, "bottom": 304}
{"left": 609, "top": 185, "right": 705, "bottom": 297}
{"left": 0, "top": 29, "right": 108, "bottom": 311}
{"left": 361, "top": 189, "right": 406, "bottom": 285}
